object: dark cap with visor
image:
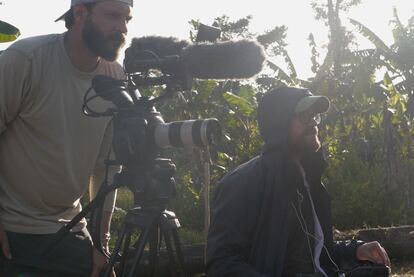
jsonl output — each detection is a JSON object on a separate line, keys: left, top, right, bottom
{"left": 294, "top": 95, "right": 330, "bottom": 114}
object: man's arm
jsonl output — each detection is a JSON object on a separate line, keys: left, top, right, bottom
{"left": 89, "top": 120, "right": 119, "bottom": 250}
{"left": 0, "top": 48, "right": 33, "bottom": 259}
{"left": 0, "top": 48, "right": 32, "bottom": 135}
{"left": 206, "top": 178, "right": 267, "bottom": 277}
{"left": 0, "top": 225, "right": 11, "bottom": 259}
{"left": 332, "top": 239, "right": 390, "bottom": 270}
{"left": 89, "top": 120, "right": 119, "bottom": 277}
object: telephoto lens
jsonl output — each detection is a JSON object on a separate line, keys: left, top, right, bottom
{"left": 154, "top": 118, "right": 221, "bottom": 148}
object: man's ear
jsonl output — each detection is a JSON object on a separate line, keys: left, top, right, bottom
{"left": 72, "top": 4, "right": 88, "bottom": 23}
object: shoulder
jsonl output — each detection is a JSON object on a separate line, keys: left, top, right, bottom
{"left": 218, "top": 155, "right": 263, "bottom": 191}
{"left": 4, "top": 34, "right": 61, "bottom": 59}
{"left": 211, "top": 156, "right": 266, "bottom": 220}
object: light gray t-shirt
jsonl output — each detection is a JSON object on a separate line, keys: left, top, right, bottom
{"left": 0, "top": 33, "right": 124, "bottom": 234}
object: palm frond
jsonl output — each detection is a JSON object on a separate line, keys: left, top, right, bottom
{"left": 348, "top": 18, "right": 391, "bottom": 54}
{"left": 392, "top": 7, "right": 404, "bottom": 31}
{"left": 312, "top": 49, "right": 334, "bottom": 85}
{"left": 281, "top": 50, "right": 298, "bottom": 83}
{"left": 266, "top": 60, "right": 294, "bottom": 84}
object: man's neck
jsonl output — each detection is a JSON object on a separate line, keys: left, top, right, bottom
{"left": 64, "top": 30, "right": 100, "bottom": 72}
{"left": 289, "top": 151, "right": 303, "bottom": 164}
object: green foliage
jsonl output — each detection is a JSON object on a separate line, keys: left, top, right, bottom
{"left": 168, "top": 170, "right": 204, "bottom": 231}
{"left": 115, "top": 188, "right": 134, "bottom": 211}
{"left": 308, "top": 34, "right": 320, "bottom": 74}
{"left": 313, "top": 3, "right": 414, "bottom": 228}
{"left": 177, "top": 228, "right": 204, "bottom": 245}
{"left": 113, "top": 2, "right": 414, "bottom": 237}
{"left": 111, "top": 206, "right": 127, "bottom": 235}
{"left": 324, "top": 142, "right": 406, "bottom": 229}
{"left": 256, "top": 26, "right": 287, "bottom": 48}
{"left": 0, "top": 20, "right": 20, "bottom": 43}
{"left": 223, "top": 91, "right": 255, "bottom": 117}
{"left": 348, "top": 18, "right": 390, "bottom": 54}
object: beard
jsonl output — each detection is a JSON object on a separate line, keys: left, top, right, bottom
{"left": 82, "top": 17, "right": 125, "bottom": 61}
{"left": 290, "top": 126, "right": 321, "bottom": 156}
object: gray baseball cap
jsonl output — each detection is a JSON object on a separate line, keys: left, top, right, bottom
{"left": 294, "top": 95, "right": 330, "bottom": 114}
{"left": 55, "top": 0, "right": 133, "bottom": 22}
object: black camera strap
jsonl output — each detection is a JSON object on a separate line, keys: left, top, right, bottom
{"left": 42, "top": 162, "right": 121, "bottom": 257}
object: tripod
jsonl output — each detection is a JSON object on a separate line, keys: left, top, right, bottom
{"left": 100, "top": 157, "right": 188, "bottom": 277}
{"left": 104, "top": 206, "right": 187, "bottom": 277}
{"left": 42, "top": 158, "right": 188, "bottom": 277}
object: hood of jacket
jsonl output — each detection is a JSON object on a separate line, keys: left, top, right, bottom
{"left": 257, "top": 86, "right": 312, "bottom": 153}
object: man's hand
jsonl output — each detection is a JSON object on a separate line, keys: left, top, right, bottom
{"left": 91, "top": 248, "right": 116, "bottom": 277}
{"left": 356, "top": 241, "right": 391, "bottom": 267}
{"left": 0, "top": 225, "right": 11, "bottom": 260}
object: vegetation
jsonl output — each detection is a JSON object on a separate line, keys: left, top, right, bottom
{"left": 112, "top": 0, "right": 414, "bottom": 243}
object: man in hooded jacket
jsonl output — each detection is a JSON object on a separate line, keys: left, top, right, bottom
{"left": 206, "top": 87, "right": 390, "bottom": 277}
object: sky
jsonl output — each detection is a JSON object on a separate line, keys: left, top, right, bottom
{"left": 0, "top": 0, "right": 414, "bottom": 78}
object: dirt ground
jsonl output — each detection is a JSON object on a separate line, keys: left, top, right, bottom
{"left": 392, "top": 260, "right": 414, "bottom": 276}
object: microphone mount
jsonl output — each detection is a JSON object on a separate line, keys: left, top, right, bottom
{"left": 125, "top": 49, "right": 193, "bottom": 92}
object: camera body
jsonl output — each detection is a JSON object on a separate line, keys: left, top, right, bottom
{"left": 345, "top": 264, "right": 390, "bottom": 277}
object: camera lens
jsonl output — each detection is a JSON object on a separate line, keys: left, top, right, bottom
{"left": 154, "top": 118, "right": 221, "bottom": 148}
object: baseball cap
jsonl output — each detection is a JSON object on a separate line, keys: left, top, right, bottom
{"left": 294, "top": 95, "right": 330, "bottom": 114}
{"left": 55, "top": 0, "right": 134, "bottom": 22}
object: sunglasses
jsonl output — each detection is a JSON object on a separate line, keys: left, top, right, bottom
{"left": 296, "top": 112, "right": 321, "bottom": 125}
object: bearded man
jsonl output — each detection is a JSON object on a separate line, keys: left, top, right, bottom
{"left": 206, "top": 87, "right": 390, "bottom": 277}
{"left": 0, "top": 1, "right": 133, "bottom": 276}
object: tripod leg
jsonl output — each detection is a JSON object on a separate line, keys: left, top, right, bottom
{"left": 163, "top": 229, "right": 179, "bottom": 276}
{"left": 160, "top": 215, "right": 187, "bottom": 277}
{"left": 127, "top": 226, "right": 152, "bottom": 277}
{"left": 148, "top": 227, "right": 160, "bottom": 277}
{"left": 171, "top": 229, "right": 187, "bottom": 277}
{"left": 117, "top": 230, "right": 132, "bottom": 277}
{"left": 104, "top": 223, "right": 129, "bottom": 277}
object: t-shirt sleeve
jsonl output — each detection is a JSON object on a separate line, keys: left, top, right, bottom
{"left": 0, "top": 49, "right": 33, "bottom": 134}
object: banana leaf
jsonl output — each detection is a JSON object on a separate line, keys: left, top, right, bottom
{"left": 0, "top": 20, "right": 20, "bottom": 43}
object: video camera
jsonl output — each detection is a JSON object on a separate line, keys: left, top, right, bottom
{"left": 82, "top": 27, "right": 266, "bottom": 206}
{"left": 83, "top": 73, "right": 223, "bottom": 206}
